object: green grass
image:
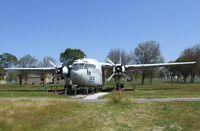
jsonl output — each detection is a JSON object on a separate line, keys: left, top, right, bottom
{"left": 0, "top": 83, "right": 64, "bottom": 90}
{"left": 0, "top": 82, "right": 200, "bottom": 130}
{"left": 0, "top": 99, "right": 200, "bottom": 131}
{"left": 103, "top": 83, "right": 200, "bottom": 99}
{"left": 0, "top": 84, "right": 68, "bottom": 98}
{"left": 0, "top": 91, "right": 69, "bottom": 98}
{"left": 0, "top": 82, "right": 200, "bottom": 99}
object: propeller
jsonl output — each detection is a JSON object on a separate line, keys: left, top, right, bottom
{"left": 106, "top": 57, "right": 128, "bottom": 81}
{"left": 107, "top": 73, "right": 115, "bottom": 82}
{"left": 119, "top": 55, "right": 122, "bottom": 65}
{"left": 49, "top": 60, "right": 69, "bottom": 81}
{"left": 49, "top": 60, "right": 57, "bottom": 68}
{"left": 106, "top": 58, "right": 115, "bottom": 66}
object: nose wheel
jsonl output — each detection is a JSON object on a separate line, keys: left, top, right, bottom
{"left": 116, "top": 82, "right": 124, "bottom": 90}
{"left": 64, "top": 77, "right": 73, "bottom": 95}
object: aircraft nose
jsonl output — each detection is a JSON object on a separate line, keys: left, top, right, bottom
{"left": 71, "top": 70, "right": 85, "bottom": 84}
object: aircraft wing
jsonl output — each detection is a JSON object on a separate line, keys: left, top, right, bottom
{"left": 100, "top": 62, "right": 113, "bottom": 67}
{"left": 4, "top": 67, "right": 55, "bottom": 73}
{"left": 125, "top": 62, "right": 196, "bottom": 69}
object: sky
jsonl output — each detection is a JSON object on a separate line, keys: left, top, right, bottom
{"left": 0, "top": 0, "right": 200, "bottom": 65}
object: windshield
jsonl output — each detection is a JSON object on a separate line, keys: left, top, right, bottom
{"left": 72, "top": 63, "right": 86, "bottom": 69}
{"left": 85, "top": 64, "right": 96, "bottom": 69}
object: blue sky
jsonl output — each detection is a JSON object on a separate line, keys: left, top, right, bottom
{"left": 0, "top": 0, "right": 200, "bottom": 65}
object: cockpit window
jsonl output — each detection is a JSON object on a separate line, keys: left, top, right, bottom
{"left": 72, "top": 63, "right": 86, "bottom": 69}
{"left": 79, "top": 63, "right": 85, "bottom": 68}
{"left": 85, "top": 64, "right": 96, "bottom": 69}
{"left": 72, "top": 63, "right": 96, "bottom": 69}
{"left": 73, "top": 64, "right": 78, "bottom": 68}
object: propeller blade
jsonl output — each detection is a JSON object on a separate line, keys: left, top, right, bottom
{"left": 106, "top": 58, "right": 115, "bottom": 66}
{"left": 119, "top": 55, "right": 122, "bottom": 65}
{"left": 123, "top": 73, "right": 131, "bottom": 79}
{"left": 49, "top": 60, "right": 57, "bottom": 68}
{"left": 51, "top": 74, "right": 57, "bottom": 81}
{"left": 107, "top": 73, "right": 115, "bottom": 81}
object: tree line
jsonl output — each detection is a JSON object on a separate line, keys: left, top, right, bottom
{"left": 167, "top": 44, "right": 200, "bottom": 83}
{"left": 107, "top": 41, "right": 200, "bottom": 84}
{"left": 0, "top": 40, "right": 200, "bottom": 84}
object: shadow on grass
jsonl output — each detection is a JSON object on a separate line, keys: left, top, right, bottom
{"left": 102, "top": 87, "right": 114, "bottom": 92}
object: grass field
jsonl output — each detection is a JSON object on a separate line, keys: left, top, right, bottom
{"left": 0, "top": 99, "right": 200, "bottom": 131}
{"left": 103, "top": 83, "right": 200, "bottom": 99}
{"left": 0, "top": 82, "right": 200, "bottom": 130}
{"left": 1, "top": 82, "right": 200, "bottom": 98}
{"left": 0, "top": 84, "right": 68, "bottom": 98}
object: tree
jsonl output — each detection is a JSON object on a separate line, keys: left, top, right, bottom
{"left": 192, "top": 44, "right": 200, "bottom": 82}
{"left": 6, "top": 71, "right": 18, "bottom": 82}
{"left": 17, "top": 54, "right": 38, "bottom": 85}
{"left": 0, "top": 53, "right": 18, "bottom": 68}
{"left": 38, "top": 56, "right": 56, "bottom": 67}
{"left": 166, "top": 64, "right": 179, "bottom": 82}
{"left": 175, "top": 44, "right": 200, "bottom": 83}
{"left": 0, "top": 53, "right": 18, "bottom": 81}
{"left": 0, "top": 66, "right": 5, "bottom": 80}
{"left": 158, "top": 68, "right": 168, "bottom": 80}
{"left": 147, "top": 68, "right": 157, "bottom": 84}
{"left": 133, "top": 40, "right": 164, "bottom": 85}
{"left": 60, "top": 48, "right": 86, "bottom": 65}
{"left": 107, "top": 48, "right": 132, "bottom": 65}
{"left": 18, "top": 54, "right": 38, "bottom": 68}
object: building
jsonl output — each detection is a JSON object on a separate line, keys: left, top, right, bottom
{"left": 2, "top": 72, "right": 64, "bottom": 85}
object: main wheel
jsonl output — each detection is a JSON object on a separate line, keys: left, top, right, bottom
{"left": 120, "top": 83, "right": 124, "bottom": 89}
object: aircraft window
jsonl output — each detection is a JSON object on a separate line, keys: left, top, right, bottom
{"left": 85, "top": 64, "right": 96, "bottom": 68}
{"left": 78, "top": 63, "right": 85, "bottom": 68}
{"left": 85, "top": 64, "right": 96, "bottom": 69}
{"left": 72, "top": 63, "right": 86, "bottom": 69}
{"left": 91, "top": 64, "right": 96, "bottom": 68}
{"left": 86, "top": 64, "right": 89, "bottom": 68}
{"left": 72, "top": 64, "right": 79, "bottom": 69}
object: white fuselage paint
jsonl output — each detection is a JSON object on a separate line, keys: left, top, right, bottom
{"left": 70, "top": 58, "right": 103, "bottom": 87}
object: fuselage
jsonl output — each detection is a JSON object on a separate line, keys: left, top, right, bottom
{"left": 70, "top": 58, "right": 103, "bottom": 87}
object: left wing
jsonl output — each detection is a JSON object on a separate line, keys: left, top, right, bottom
{"left": 4, "top": 67, "right": 55, "bottom": 71}
{"left": 4, "top": 67, "right": 56, "bottom": 74}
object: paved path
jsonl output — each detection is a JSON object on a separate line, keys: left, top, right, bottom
{"left": 137, "top": 98, "right": 200, "bottom": 103}
{"left": 84, "top": 92, "right": 109, "bottom": 100}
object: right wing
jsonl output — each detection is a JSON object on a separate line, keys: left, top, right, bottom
{"left": 125, "top": 61, "right": 196, "bottom": 69}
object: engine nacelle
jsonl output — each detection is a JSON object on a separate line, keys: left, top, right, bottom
{"left": 56, "top": 66, "right": 63, "bottom": 74}
{"left": 122, "top": 65, "right": 125, "bottom": 73}
{"left": 115, "top": 65, "right": 126, "bottom": 73}
{"left": 62, "top": 66, "right": 69, "bottom": 75}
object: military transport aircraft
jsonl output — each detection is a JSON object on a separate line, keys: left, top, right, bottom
{"left": 5, "top": 57, "right": 196, "bottom": 89}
